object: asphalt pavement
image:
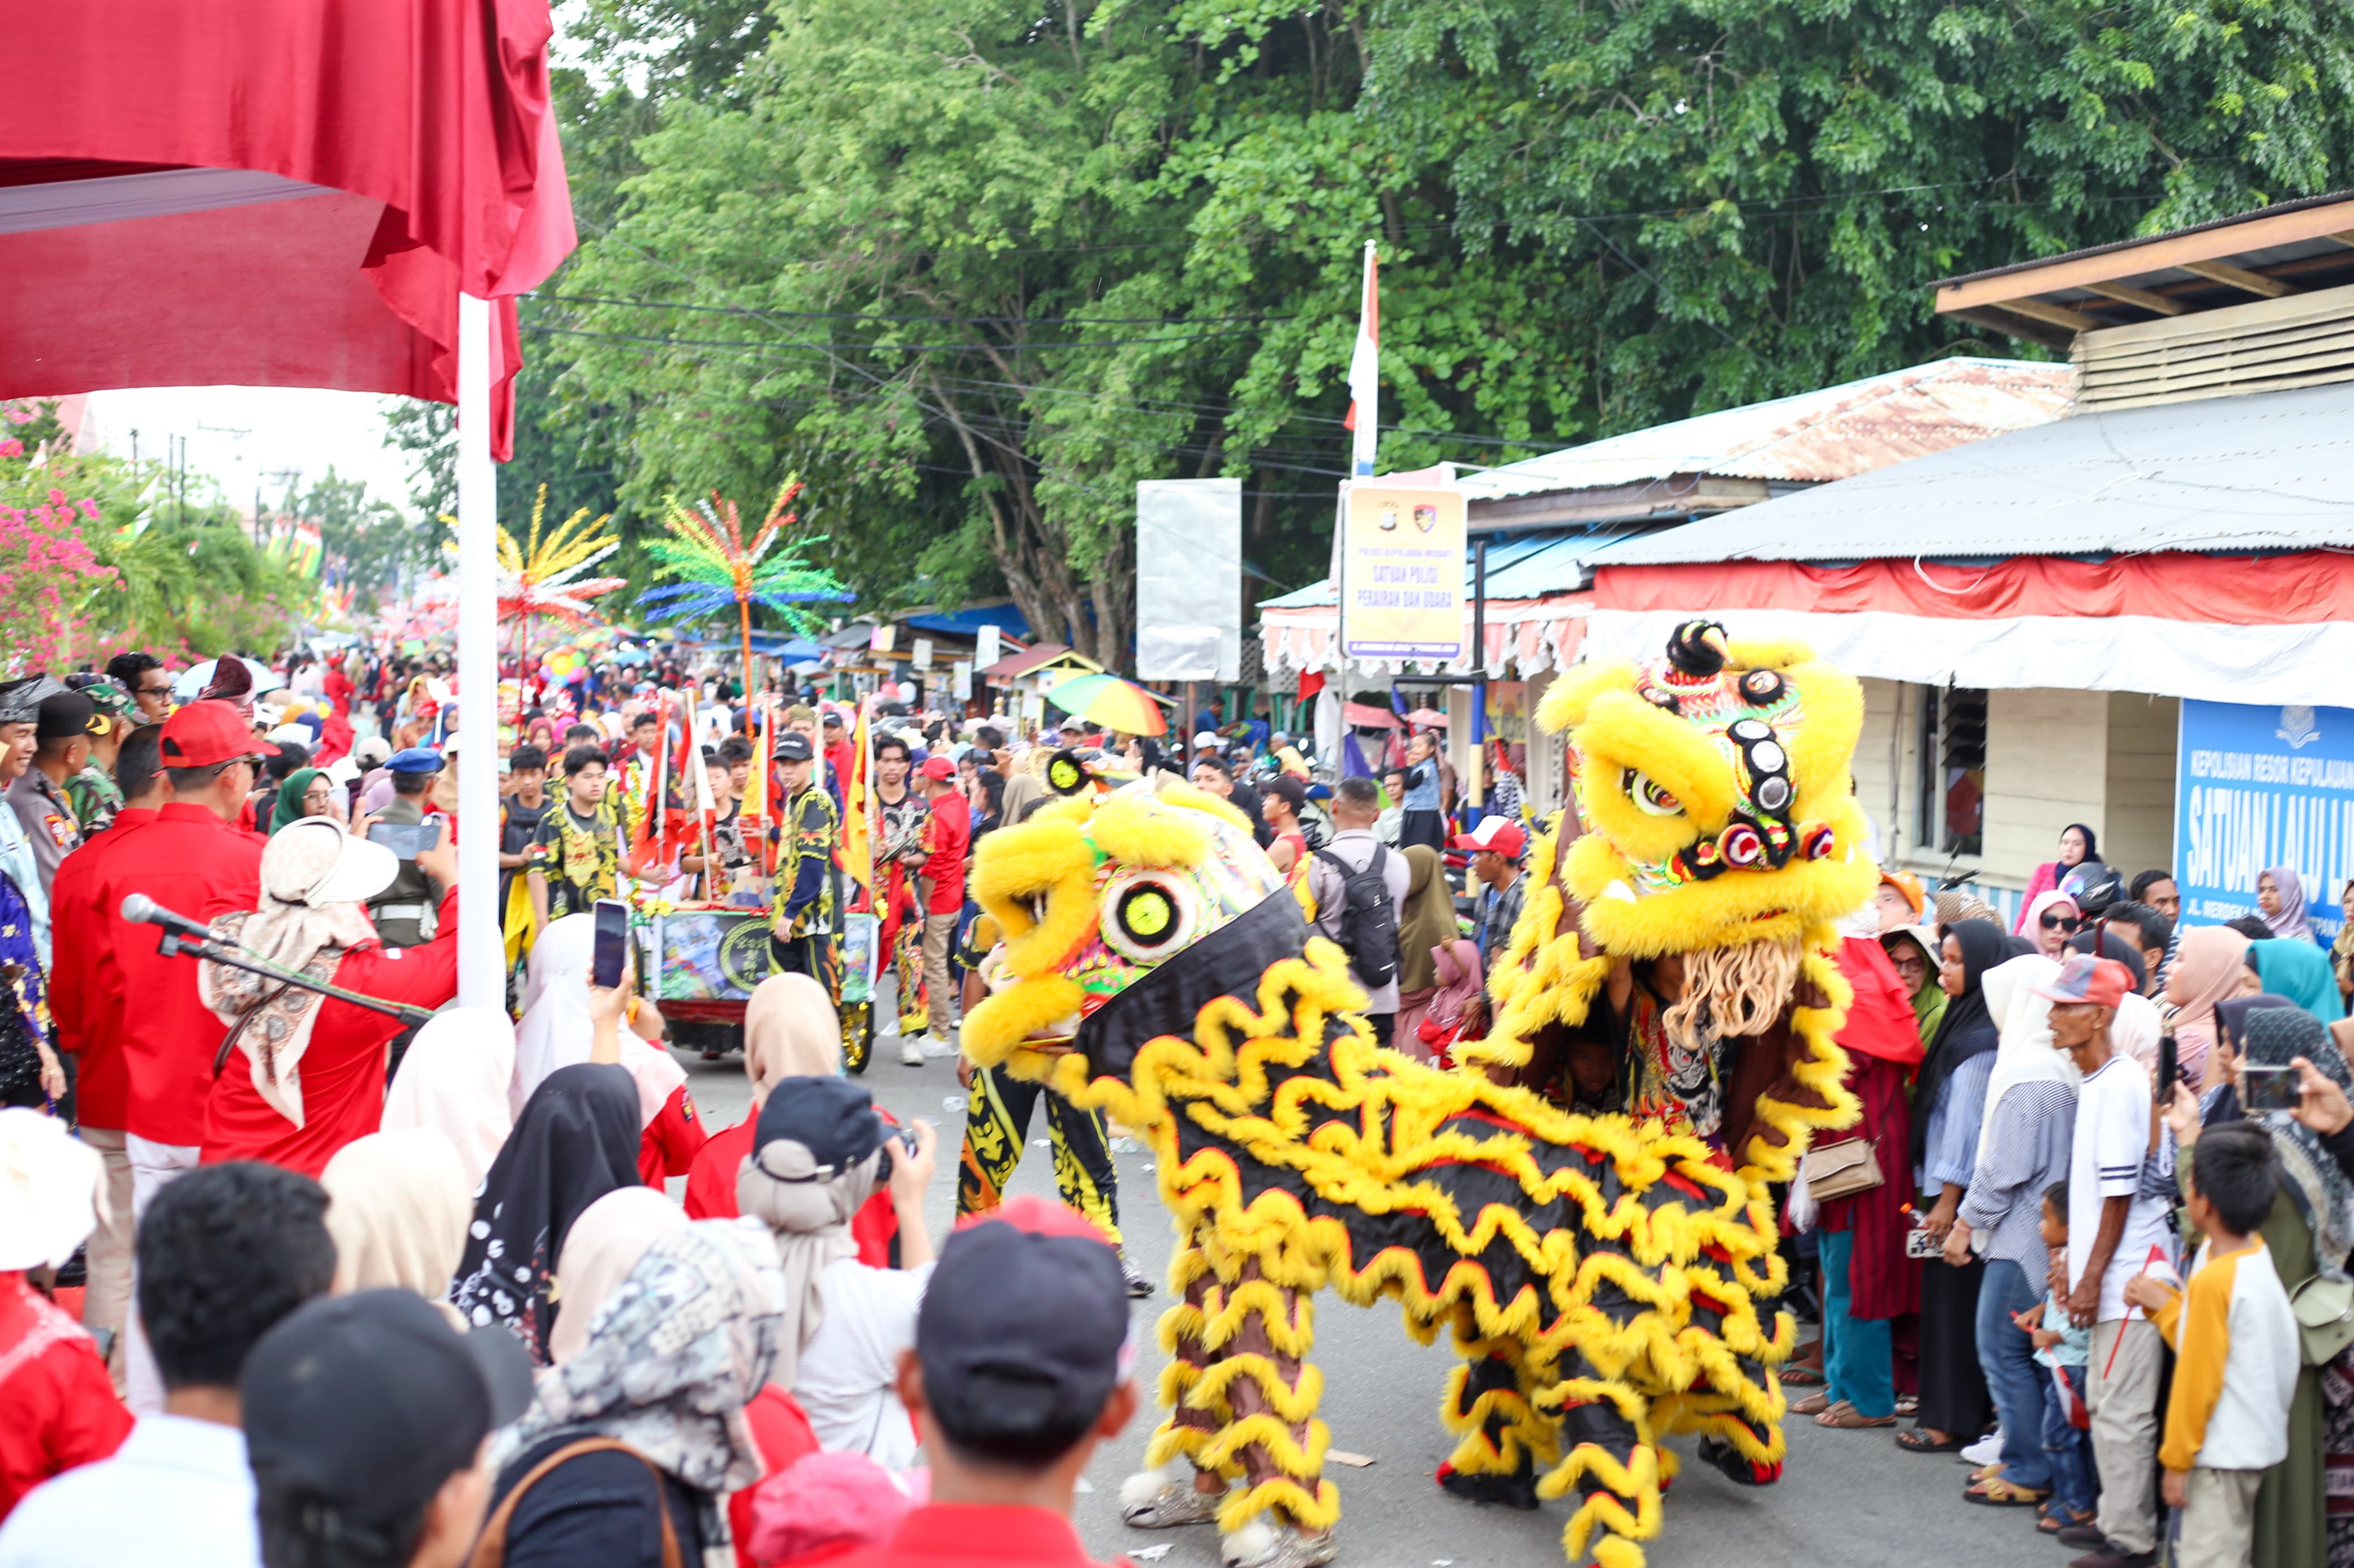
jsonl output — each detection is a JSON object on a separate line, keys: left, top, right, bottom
{"left": 677, "top": 1038, "right": 2057, "bottom": 1568}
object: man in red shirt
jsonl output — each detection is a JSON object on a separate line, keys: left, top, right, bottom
{"left": 109, "top": 700, "right": 272, "bottom": 1414}
{"left": 200, "top": 822, "right": 462, "bottom": 1179}
{"left": 904, "top": 756, "right": 969, "bottom": 1061}
{"left": 45, "top": 727, "right": 170, "bottom": 1376}
{"left": 824, "top": 1198, "right": 1133, "bottom": 1568}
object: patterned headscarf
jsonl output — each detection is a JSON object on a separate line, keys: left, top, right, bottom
{"left": 495, "top": 1218, "right": 784, "bottom": 1568}
{"left": 2239, "top": 1007, "right": 2354, "bottom": 1282}
{"left": 199, "top": 819, "right": 381, "bottom": 1127}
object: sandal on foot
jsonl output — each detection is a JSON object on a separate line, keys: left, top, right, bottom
{"left": 1781, "top": 1364, "right": 1826, "bottom": 1386}
{"left": 1790, "top": 1391, "right": 1833, "bottom": 1416}
{"left": 2038, "top": 1509, "right": 2095, "bottom": 1536}
{"left": 1895, "top": 1429, "right": 1964, "bottom": 1453}
{"left": 1965, "top": 1476, "right": 2049, "bottom": 1507}
{"left": 1969, "top": 1462, "right": 2004, "bottom": 1483}
{"left": 1895, "top": 1395, "right": 1919, "bottom": 1416}
{"left": 1816, "top": 1401, "right": 1896, "bottom": 1429}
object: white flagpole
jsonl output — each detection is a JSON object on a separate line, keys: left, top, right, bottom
{"left": 1347, "top": 241, "right": 1380, "bottom": 478}
{"left": 455, "top": 292, "right": 501, "bottom": 1007}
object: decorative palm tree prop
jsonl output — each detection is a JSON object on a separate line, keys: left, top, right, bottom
{"left": 637, "top": 475, "right": 853, "bottom": 723}
{"left": 444, "top": 486, "right": 626, "bottom": 683}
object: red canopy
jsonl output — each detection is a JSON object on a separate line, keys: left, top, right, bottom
{"left": 0, "top": 0, "right": 575, "bottom": 457}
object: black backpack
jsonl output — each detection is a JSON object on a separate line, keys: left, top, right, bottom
{"left": 1313, "top": 844, "right": 1400, "bottom": 989}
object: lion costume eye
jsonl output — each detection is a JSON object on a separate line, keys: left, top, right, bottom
{"left": 1624, "top": 768, "right": 1682, "bottom": 817}
{"left": 1101, "top": 870, "right": 1199, "bottom": 963}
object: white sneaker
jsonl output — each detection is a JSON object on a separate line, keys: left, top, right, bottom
{"left": 900, "top": 1033, "right": 929, "bottom": 1066}
{"left": 1960, "top": 1429, "right": 2003, "bottom": 1466}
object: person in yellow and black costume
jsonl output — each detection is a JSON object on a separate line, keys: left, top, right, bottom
{"left": 527, "top": 743, "right": 624, "bottom": 927}
{"left": 768, "top": 730, "right": 839, "bottom": 998}
{"left": 951, "top": 907, "right": 1152, "bottom": 1299}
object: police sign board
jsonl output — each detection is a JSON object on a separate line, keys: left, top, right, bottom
{"left": 2176, "top": 698, "right": 2354, "bottom": 939}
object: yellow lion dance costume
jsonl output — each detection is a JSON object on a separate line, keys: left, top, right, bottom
{"left": 961, "top": 624, "right": 1874, "bottom": 1568}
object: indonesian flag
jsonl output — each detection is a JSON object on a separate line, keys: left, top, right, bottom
{"left": 1342, "top": 241, "right": 1378, "bottom": 476}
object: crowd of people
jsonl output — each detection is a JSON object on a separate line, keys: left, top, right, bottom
{"left": 0, "top": 639, "right": 1523, "bottom": 1568}
{"left": 6, "top": 638, "right": 2349, "bottom": 1568}
{"left": 1787, "top": 837, "right": 2354, "bottom": 1568}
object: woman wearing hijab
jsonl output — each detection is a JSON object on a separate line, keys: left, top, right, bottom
{"left": 2173, "top": 1007, "right": 2351, "bottom": 1567}
{"left": 451, "top": 1062, "right": 642, "bottom": 1364}
{"left": 2166, "top": 924, "right": 2257, "bottom": 1098}
{"left": 1897, "top": 920, "right": 2010, "bottom": 1454}
{"left": 555, "top": 1188, "right": 822, "bottom": 1568}
{"left": 1882, "top": 926, "right": 1947, "bottom": 1049}
{"left": 1419, "top": 938, "right": 1485, "bottom": 1066}
{"left": 2019, "top": 890, "right": 2082, "bottom": 960}
{"left": 997, "top": 771, "right": 1046, "bottom": 828}
{"left": 1795, "top": 930, "right": 1923, "bottom": 1433}
{"left": 1390, "top": 845, "right": 1459, "bottom": 1056}
{"left": 736, "top": 1077, "right": 938, "bottom": 1469}
{"left": 2258, "top": 865, "right": 2321, "bottom": 945}
{"left": 1944, "top": 956, "right": 2076, "bottom": 1503}
{"left": 320, "top": 1128, "right": 472, "bottom": 1304}
{"left": 267, "top": 767, "right": 335, "bottom": 834}
{"left": 381, "top": 1006, "right": 516, "bottom": 1192}
{"left": 2253, "top": 938, "right": 2347, "bottom": 1022}
{"left": 516, "top": 913, "right": 707, "bottom": 1187}
{"left": 197, "top": 818, "right": 461, "bottom": 1178}
{"left": 484, "top": 1218, "right": 784, "bottom": 1568}
{"left": 682, "top": 976, "right": 898, "bottom": 1268}
{"left": 2014, "top": 823, "right": 2097, "bottom": 934}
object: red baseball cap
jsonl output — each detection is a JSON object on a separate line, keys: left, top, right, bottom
{"left": 157, "top": 699, "right": 278, "bottom": 769}
{"left": 1451, "top": 815, "right": 1526, "bottom": 859}
{"left": 916, "top": 756, "right": 957, "bottom": 781}
{"left": 2033, "top": 954, "right": 2136, "bottom": 1010}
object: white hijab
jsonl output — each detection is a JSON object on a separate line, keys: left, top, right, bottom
{"left": 382, "top": 1007, "right": 516, "bottom": 1192}
{"left": 513, "top": 914, "right": 686, "bottom": 1127}
{"left": 1979, "top": 953, "right": 2078, "bottom": 1148}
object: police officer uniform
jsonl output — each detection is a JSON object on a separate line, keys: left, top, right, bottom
{"left": 366, "top": 747, "right": 444, "bottom": 949}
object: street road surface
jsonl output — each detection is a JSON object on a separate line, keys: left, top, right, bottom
{"left": 680, "top": 1043, "right": 2048, "bottom": 1568}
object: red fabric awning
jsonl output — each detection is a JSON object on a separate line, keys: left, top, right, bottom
{"left": 0, "top": 0, "right": 575, "bottom": 457}
{"left": 1593, "top": 551, "right": 2354, "bottom": 625}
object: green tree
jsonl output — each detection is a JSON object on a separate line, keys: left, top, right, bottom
{"left": 530, "top": 0, "right": 2354, "bottom": 665}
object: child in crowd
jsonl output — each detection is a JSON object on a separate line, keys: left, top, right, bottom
{"left": 2122, "top": 1122, "right": 2299, "bottom": 1568}
{"left": 2021, "top": 1182, "right": 2097, "bottom": 1539}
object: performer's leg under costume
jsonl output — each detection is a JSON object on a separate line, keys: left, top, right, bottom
{"left": 956, "top": 1063, "right": 1123, "bottom": 1243}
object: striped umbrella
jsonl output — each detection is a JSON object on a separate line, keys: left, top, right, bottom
{"left": 1042, "top": 673, "right": 1170, "bottom": 737}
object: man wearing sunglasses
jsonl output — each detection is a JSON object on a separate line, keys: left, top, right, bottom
{"left": 106, "top": 652, "right": 176, "bottom": 728}
{"left": 2026, "top": 891, "right": 2085, "bottom": 960}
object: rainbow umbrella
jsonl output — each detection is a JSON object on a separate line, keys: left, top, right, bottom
{"left": 1043, "top": 673, "right": 1170, "bottom": 737}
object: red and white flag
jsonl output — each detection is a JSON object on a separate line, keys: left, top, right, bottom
{"left": 1343, "top": 241, "right": 1379, "bottom": 476}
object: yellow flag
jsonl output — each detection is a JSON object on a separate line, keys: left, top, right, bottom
{"left": 841, "top": 698, "right": 873, "bottom": 905}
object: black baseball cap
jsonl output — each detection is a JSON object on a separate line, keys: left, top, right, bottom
{"left": 917, "top": 1201, "right": 1130, "bottom": 1457}
{"left": 775, "top": 732, "right": 815, "bottom": 762}
{"left": 242, "top": 1290, "right": 534, "bottom": 1546}
{"left": 753, "top": 1075, "right": 888, "bottom": 1178}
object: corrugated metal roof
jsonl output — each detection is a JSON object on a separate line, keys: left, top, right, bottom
{"left": 1456, "top": 358, "right": 2072, "bottom": 501}
{"left": 1591, "top": 379, "right": 2354, "bottom": 565}
{"left": 1255, "top": 527, "right": 1635, "bottom": 610}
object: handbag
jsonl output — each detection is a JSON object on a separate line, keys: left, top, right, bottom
{"left": 2291, "top": 1273, "right": 2354, "bottom": 1368}
{"left": 1798, "top": 1136, "right": 1883, "bottom": 1203}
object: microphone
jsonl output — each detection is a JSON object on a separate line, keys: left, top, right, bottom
{"left": 119, "top": 894, "right": 218, "bottom": 943}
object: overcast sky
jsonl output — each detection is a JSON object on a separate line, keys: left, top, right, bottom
{"left": 78, "top": 386, "right": 422, "bottom": 517}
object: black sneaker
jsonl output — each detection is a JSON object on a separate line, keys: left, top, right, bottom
{"left": 2068, "top": 1541, "right": 2156, "bottom": 1568}
{"left": 2054, "top": 1523, "right": 2107, "bottom": 1549}
{"left": 1120, "top": 1253, "right": 1155, "bottom": 1298}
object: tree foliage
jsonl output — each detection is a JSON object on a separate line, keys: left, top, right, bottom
{"left": 525, "top": 0, "right": 2354, "bottom": 668}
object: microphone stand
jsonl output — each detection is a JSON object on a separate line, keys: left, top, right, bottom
{"left": 154, "top": 929, "right": 437, "bottom": 1028}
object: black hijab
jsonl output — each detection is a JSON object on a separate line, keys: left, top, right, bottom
{"left": 448, "top": 1062, "right": 641, "bottom": 1365}
{"left": 1909, "top": 920, "right": 2013, "bottom": 1165}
